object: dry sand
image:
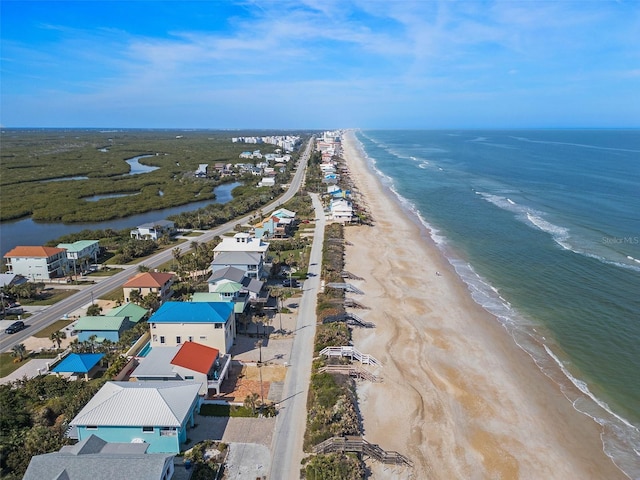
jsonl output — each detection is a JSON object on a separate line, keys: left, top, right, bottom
{"left": 340, "top": 131, "right": 626, "bottom": 479}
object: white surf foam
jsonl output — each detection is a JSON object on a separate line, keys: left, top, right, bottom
{"left": 476, "top": 192, "right": 640, "bottom": 273}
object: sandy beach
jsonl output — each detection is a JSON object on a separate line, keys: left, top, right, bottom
{"left": 340, "top": 131, "right": 626, "bottom": 479}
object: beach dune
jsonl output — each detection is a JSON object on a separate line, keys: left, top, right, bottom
{"left": 341, "top": 131, "right": 626, "bottom": 479}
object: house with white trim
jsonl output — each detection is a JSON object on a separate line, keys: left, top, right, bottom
{"left": 68, "top": 381, "right": 202, "bottom": 453}
{"left": 330, "top": 198, "right": 354, "bottom": 223}
{"left": 24, "top": 434, "right": 175, "bottom": 480}
{"left": 3, "top": 246, "right": 68, "bottom": 281}
{"left": 57, "top": 240, "right": 100, "bottom": 275}
{"left": 130, "top": 221, "right": 175, "bottom": 241}
{"left": 148, "top": 301, "right": 236, "bottom": 354}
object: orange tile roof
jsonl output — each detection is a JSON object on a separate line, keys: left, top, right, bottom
{"left": 171, "top": 342, "right": 220, "bottom": 374}
{"left": 4, "top": 246, "right": 66, "bottom": 258}
{"left": 123, "top": 272, "right": 174, "bottom": 288}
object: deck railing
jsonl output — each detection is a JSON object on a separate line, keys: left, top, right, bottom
{"left": 319, "top": 346, "right": 382, "bottom": 367}
{"left": 313, "top": 436, "right": 412, "bottom": 467}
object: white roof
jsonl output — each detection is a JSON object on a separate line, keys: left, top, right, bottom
{"left": 70, "top": 381, "right": 201, "bottom": 428}
{"left": 213, "top": 236, "right": 269, "bottom": 255}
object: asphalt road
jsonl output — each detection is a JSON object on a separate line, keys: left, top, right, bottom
{"left": 269, "top": 192, "right": 326, "bottom": 480}
{"left": 1, "top": 137, "right": 314, "bottom": 354}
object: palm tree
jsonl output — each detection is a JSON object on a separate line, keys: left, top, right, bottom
{"left": 49, "top": 330, "right": 67, "bottom": 349}
{"left": 11, "top": 343, "right": 27, "bottom": 362}
{"left": 129, "top": 289, "right": 142, "bottom": 305}
{"left": 88, "top": 335, "right": 98, "bottom": 354}
{"left": 86, "top": 303, "right": 102, "bottom": 316}
{"left": 255, "top": 339, "right": 263, "bottom": 364}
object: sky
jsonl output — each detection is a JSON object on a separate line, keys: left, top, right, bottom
{"left": 1, "top": 0, "right": 638, "bottom": 129}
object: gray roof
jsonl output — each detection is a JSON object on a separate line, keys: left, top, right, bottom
{"left": 23, "top": 435, "right": 173, "bottom": 480}
{"left": 0, "top": 273, "right": 27, "bottom": 288}
{"left": 211, "top": 251, "right": 262, "bottom": 266}
{"left": 241, "top": 277, "right": 264, "bottom": 294}
{"left": 207, "top": 265, "right": 246, "bottom": 284}
{"left": 70, "top": 381, "right": 201, "bottom": 428}
{"left": 137, "top": 220, "right": 174, "bottom": 229}
{"left": 130, "top": 346, "right": 181, "bottom": 379}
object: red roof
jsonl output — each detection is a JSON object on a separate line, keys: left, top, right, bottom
{"left": 4, "top": 246, "right": 66, "bottom": 258}
{"left": 170, "top": 342, "right": 219, "bottom": 374}
{"left": 123, "top": 272, "right": 174, "bottom": 288}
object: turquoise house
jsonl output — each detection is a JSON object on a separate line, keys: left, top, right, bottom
{"left": 74, "top": 315, "right": 132, "bottom": 343}
{"left": 69, "top": 381, "right": 202, "bottom": 453}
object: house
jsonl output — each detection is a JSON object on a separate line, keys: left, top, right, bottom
{"left": 68, "top": 381, "right": 202, "bottom": 453}
{"left": 130, "top": 220, "right": 175, "bottom": 241}
{"left": 123, "top": 272, "right": 175, "bottom": 304}
{"left": 254, "top": 215, "right": 290, "bottom": 239}
{"left": 57, "top": 240, "right": 100, "bottom": 275}
{"left": 23, "top": 434, "right": 175, "bottom": 480}
{"left": 0, "top": 273, "right": 27, "bottom": 289}
{"left": 148, "top": 301, "right": 235, "bottom": 354}
{"left": 195, "top": 164, "right": 208, "bottom": 177}
{"left": 207, "top": 266, "right": 264, "bottom": 302}
{"left": 3, "top": 246, "right": 68, "bottom": 281}
{"left": 131, "top": 342, "right": 231, "bottom": 395}
{"left": 50, "top": 353, "right": 105, "bottom": 381}
{"left": 211, "top": 251, "right": 265, "bottom": 279}
{"left": 74, "top": 316, "right": 133, "bottom": 343}
{"left": 106, "top": 302, "right": 149, "bottom": 324}
{"left": 330, "top": 197, "right": 354, "bottom": 223}
{"left": 258, "top": 177, "right": 275, "bottom": 187}
{"left": 272, "top": 208, "right": 296, "bottom": 220}
{"left": 213, "top": 232, "right": 269, "bottom": 261}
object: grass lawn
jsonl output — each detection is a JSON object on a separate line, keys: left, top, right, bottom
{"left": 0, "top": 352, "right": 28, "bottom": 377}
{"left": 101, "top": 288, "right": 125, "bottom": 303}
{"left": 88, "top": 268, "right": 123, "bottom": 277}
{"left": 20, "top": 289, "right": 77, "bottom": 306}
{"left": 33, "top": 320, "right": 74, "bottom": 338}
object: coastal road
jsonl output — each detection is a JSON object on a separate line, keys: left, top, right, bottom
{"left": 269, "top": 193, "right": 325, "bottom": 480}
{"left": 0, "top": 137, "right": 314, "bottom": 354}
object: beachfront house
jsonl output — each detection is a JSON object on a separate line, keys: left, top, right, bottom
{"left": 56, "top": 240, "right": 100, "bottom": 276}
{"left": 210, "top": 251, "right": 265, "bottom": 279}
{"left": 131, "top": 341, "right": 230, "bottom": 396}
{"left": 148, "top": 301, "right": 236, "bottom": 354}
{"left": 123, "top": 272, "right": 175, "bottom": 304}
{"left": 130, "top": 220, "right": 175, "bottom": 241}
{"left": 68, "top": 381, "right": 202, "bottom": 454}
{"left": 330, "top": 198, "right": 354, "bottom": 223}
{"left": 3, "top": 246, "right": 68, "bottom": 281}
{"left": 23, "top": 435, "right": 175, "bottom": 480}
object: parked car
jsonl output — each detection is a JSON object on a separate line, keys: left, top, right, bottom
{"left": 282, "top": 279, "right": 299, "bottom": 288}
{"left": 5, "top": 307, "right": 24, "bottom": 315}
{"left": 5, "top": 321, "right": 26, "bottom": 334}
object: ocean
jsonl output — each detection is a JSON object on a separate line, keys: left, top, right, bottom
{"left": 354, "top": 129, "right": 640, "bottom": 477}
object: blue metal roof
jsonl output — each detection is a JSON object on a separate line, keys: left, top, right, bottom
{"left": 51, "top": 353, "right": 104, "bottom": 373}
{"left": 149, "top": 301, "right": 234, "bottom": 324}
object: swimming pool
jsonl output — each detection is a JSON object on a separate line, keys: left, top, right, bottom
{"left": 138, "top": 341, "right": 152, "bottom": 357}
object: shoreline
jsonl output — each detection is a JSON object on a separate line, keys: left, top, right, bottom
{"left": 340, "top": 130, "right": 628, "bottom": 479}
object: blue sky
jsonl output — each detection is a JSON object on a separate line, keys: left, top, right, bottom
{"left": 1, "top": 0, "right": 638, "bottom": 128}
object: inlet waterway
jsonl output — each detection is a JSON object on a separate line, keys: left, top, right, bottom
{"left": 0, "top": 181, "right": 241, "bottom": 256}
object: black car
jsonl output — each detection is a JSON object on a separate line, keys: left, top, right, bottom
{"left": 5, "top": 321, "right": 25, "bottom": 334}
{"left": 282, "top": 279, "right": 299, "bottom": 288}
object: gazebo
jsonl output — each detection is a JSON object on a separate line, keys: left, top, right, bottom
{"left": 51, "top": 353, "right": 104, "bottom": 380}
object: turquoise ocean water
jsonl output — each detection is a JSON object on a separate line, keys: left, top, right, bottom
{"left": 354, "top": 130, "right": 640, "bottom": 477}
